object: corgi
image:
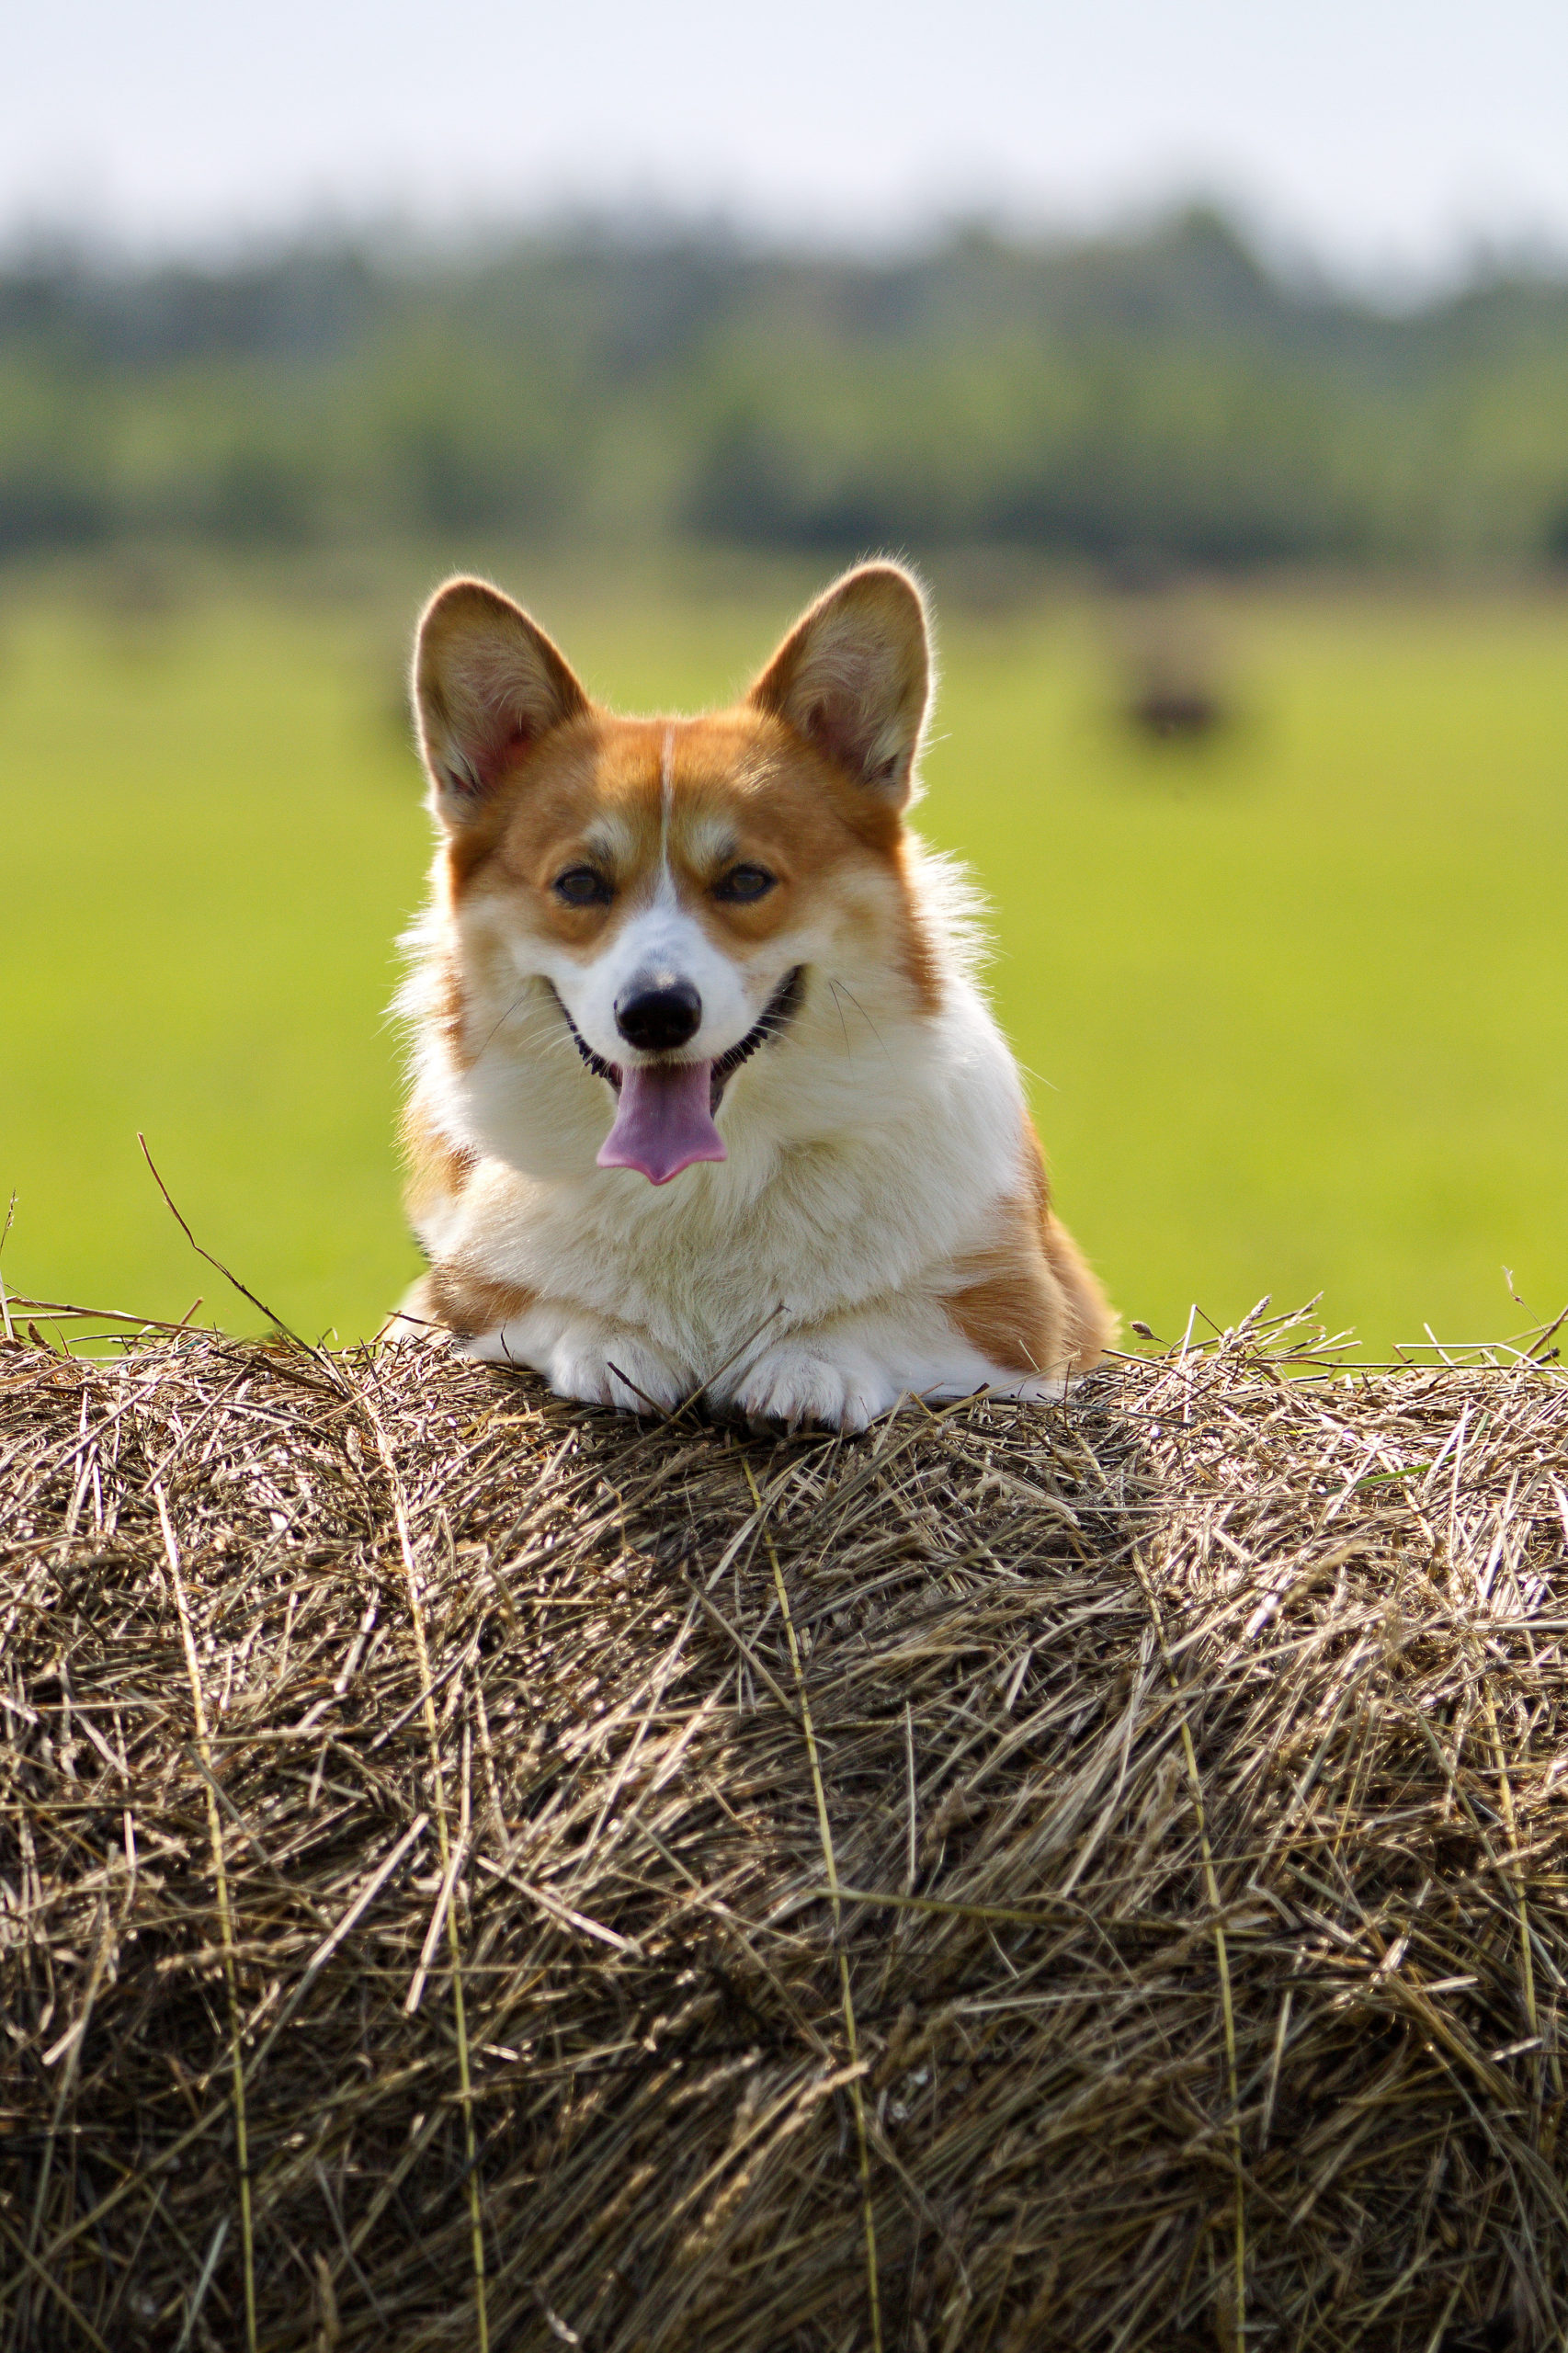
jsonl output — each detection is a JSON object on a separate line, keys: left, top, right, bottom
{"left": 394, "top": 563, "right": 1114, "bottom": 1429}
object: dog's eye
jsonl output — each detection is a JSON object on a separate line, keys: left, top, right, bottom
{"left": 553, "top": 867, "right": 612, "bottom": 908}
{"left": 714, "top": 864, "right": 776, "bottom": 904}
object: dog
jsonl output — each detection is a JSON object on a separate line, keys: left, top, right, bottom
{"left": 394, "top": 562, "right": 1114, "bottom": 1428}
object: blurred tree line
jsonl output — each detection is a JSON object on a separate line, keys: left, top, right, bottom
{"left": 4, "top": 204, "right": 1568, "bottom": 572}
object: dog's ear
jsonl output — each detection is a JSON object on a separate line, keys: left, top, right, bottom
{"left": 747, "top": 563, "right": 931, "bottom": 807}
{"left": 413, "top": 577, "right": 589, "bottom": 825}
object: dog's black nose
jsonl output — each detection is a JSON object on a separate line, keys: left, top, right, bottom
{"left": 615, "top": 980, "right": 702, "bottom": 1053}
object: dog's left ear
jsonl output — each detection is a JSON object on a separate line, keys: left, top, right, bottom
{"left": 748, "top": 563, "right": 931, "bottom": 806}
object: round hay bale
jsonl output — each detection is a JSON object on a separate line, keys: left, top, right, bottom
{"left": 2, "top": 1317, "right": 1566, "bottom": 2351}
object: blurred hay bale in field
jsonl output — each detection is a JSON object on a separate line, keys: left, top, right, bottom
{"left": 1108, "top": 582, "right": 1232, "bottom": 747}
{"left": 3, "top": 1313, "right": 1566, "bottom": 2351}
{"left": 83, "top": 550, "right": 186, "bottom": 664}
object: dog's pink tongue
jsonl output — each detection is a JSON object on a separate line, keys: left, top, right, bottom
{"left": 597, "top": 1061, "right": 725, "bottom": 1186}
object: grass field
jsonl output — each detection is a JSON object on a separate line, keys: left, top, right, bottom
{"left": 2, "top": 555, "right": 1564, "bottom": 1358}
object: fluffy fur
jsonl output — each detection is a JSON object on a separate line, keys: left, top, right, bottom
{"left": 393, "top": 563, "right": 1114, "bottom": 1429}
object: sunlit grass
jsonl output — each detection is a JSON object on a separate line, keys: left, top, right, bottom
{"left": 2, "top": 561, "right": 1563, "bottom": 1356}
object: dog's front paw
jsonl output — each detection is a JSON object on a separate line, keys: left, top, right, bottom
{"left": 722, "top": 1343, "right": 902, "bottom": 1435}
{"left": 546, "top": 1333, "right": 688, "bottom": 1417}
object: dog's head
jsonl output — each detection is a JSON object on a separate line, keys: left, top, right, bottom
{"left": 412, "top": 563, "right": 936, "bottom": 1186}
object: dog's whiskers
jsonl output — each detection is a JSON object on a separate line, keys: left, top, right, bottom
{"left": 827, "top": 978, "right": 855, "bottom": 1063}
{"left": 826, "top": 976, "right": 892, "bottom": 1065}
{"left": 470, "top": 982, "right": 549, "bottom": 1066}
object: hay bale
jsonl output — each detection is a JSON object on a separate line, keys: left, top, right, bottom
{"left": 3, "top": 1313, "right": 1566, "bottom": 2351}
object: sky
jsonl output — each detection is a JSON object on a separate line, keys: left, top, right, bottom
{"left": 6, "top": 0, "right": 1568, "bottom": 283}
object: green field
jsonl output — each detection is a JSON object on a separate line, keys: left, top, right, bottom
{"left": 3, "top": 560, "right": 1564, "bottom": 1358}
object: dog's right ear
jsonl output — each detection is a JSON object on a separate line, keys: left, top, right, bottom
{"left": 413, "top": 577, "right": 589, "bottom": 826}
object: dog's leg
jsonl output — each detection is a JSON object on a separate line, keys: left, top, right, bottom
{"left": 407, "top": 1260, "right": 689, "bottom": 1414}
{"left": 709, "top": 1247, "right": 1115, "bottom": 1433}
{"left": 710, "top": 1300, "right": 1005, "bottom": 1434}
{"left": 711, "top": 1338, "right": 900, "bottom": 1433}
{"left": 465, "top": 1303, "right": 691, "bottom": 1417}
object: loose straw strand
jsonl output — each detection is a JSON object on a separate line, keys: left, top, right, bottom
{"left": 1133, "top": 1552, "right": 1246, "bottom": 2347}
{"left": 744, "top": 1461, "right": 882, "bottom": 2353}
{"left": 1478, "top": 1677, "right": 1551, "bottom": 2103}
{"left": 360, "top": 1392, "right": 490, "bottom": 2353}
{"left": 155, "top": 1484, "right": 257, "bottom": 2353}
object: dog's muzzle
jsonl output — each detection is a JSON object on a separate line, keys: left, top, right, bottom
{"left": 554, "top": 965, "right": 805, "bottom": 1112}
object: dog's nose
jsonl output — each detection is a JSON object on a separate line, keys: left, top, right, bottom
{"left": 614, "top": 980, "right": 702, "bottom": 1053}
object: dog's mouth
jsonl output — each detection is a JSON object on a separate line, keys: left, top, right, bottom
{"left": 551, "top": 967, "right": 804, "bottom": 1186}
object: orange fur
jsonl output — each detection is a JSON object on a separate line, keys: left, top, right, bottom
{"left": 946, "top": 1251, "right": 1066, "bottom": 1377}
{"left": 1041, "top": 1216, "right": 1115, "bottom": 1372}
{"left": 434, "top": 957, "right": 469, "bottom": 1059}
{"left": 400, "top": 1103, "right": 476, "bottom": 1229}
{"left": 424, "top": 1264, "right": 537, "bottom": 1341}
{"left": 945, "top": 1185, "right": 1064, "bottom": 1373}
{"left": 944, "top": 1125, "right": 1114, "bottom": 1376}
{"left": 1020, "top": 1120, "right": 1115, "bottom": 1370}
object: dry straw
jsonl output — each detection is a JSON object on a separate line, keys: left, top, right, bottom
{"left": 3, "top": 1300, "right": 1567, "bottom": 2350}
